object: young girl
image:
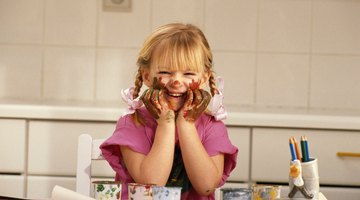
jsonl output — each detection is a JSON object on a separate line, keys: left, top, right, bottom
{"left": 100, "top": 23, "right": 238, "bottom": 200}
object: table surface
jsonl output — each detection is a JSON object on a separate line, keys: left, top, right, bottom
{"left": 279, "top": 192, "right": 327, "bottom": 200}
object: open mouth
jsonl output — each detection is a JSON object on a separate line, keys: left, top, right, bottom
{"left": 167, "top": 92, "right": 185, "bottom": 98}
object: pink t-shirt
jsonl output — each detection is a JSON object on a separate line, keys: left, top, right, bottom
{"left": 100, "top": 107, "right": 238, "bottom": 200}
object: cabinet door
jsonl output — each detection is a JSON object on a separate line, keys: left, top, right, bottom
{"left": 281, "top": 185, "right": 360, "bottom": 200}
{"left": 0, "top": 175, "right": 25, "bottom": 198}
{"left": 252, "top": 128, "right": 360, "bottom": 186}
{"left": 28, "top": 121, "right": 116, "bottom": 177}
{"left": 227, "top": 127, "right": 250, "bottom": 182}
{"left": 0, "top": 119, "right": 26, "bottom": 173}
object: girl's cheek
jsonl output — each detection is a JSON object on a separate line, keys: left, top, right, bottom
{"left": 186, "top": 79, "right": 201, "bottom": 89}
{"left": 157, "top": 76, "right": 170, "bottom": 86}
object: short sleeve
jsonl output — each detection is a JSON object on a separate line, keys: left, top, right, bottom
{"left": 100, "top": 114, "right": 153, "bottom": 180}
{"left": 201, "top": 118, "right": 238, "bottom": 186}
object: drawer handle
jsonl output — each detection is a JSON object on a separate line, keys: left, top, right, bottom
{"left": 337, "top": 152, "right": 360, "bottom": 158}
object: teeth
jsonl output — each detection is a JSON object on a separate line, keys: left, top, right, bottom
{"left": 169, "top": 93, "right": 183, "bottom": 97}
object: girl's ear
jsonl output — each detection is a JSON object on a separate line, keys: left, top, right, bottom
{"left": 142, "top": 68, "right": 152, "bottom": 87}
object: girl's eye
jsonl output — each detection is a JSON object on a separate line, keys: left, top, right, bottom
{"left": 158, "top": 71, "right": 170, "bottom": 75}
{"left": 184, "top": 72, "right": 196, "bottom": 76}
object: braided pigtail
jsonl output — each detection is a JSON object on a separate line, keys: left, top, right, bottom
{"left": 133, "top": 68, "right": 143, "bottom": 99}
{"left": 132, "top": 68, "right": 146, "bottom": 126}
{"left": 208, "top": 71, "right": 219, "bottom": 97}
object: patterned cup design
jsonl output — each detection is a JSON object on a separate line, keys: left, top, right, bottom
{"left": 128, "top": 183, "right": 154, "bottom": 200}
{"left": 252, "top": 184, "right": 281, "bottom": 200}
{"left": 93, "top": 181, "right": 122, "bottom": 200}
{"left": 152, "top": 186, "right": 181, "bottom": 200}
{"left": 221, "top": 188, "right": 252, "bottom": 200}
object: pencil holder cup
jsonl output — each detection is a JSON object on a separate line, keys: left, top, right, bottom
{"left": 288, "top": 158, "right": 319, "bottom": 199}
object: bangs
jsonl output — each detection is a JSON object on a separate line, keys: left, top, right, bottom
{"left": 153, "top": 38, "right": 205, "bottom": 73}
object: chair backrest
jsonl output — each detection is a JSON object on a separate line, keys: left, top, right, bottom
{"left": 76, "top": 134, "right": 105, "bottom": 196}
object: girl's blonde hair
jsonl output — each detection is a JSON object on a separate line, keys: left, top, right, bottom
{"left": 132, "top": 23, "right": 218, "bottom": 124}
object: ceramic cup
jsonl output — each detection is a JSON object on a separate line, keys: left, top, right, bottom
{"left": 289, "top": 158, "right": 319, "bottom": 199}
{"left": 93, "top": 181, "right": 122, "bottom": 200}
{"left": 128, "top": 183, "right": 154, "bottom": 200}
{"left": 152, "top": 186, "right": 182, "bottom": 200}
{"left": 220, "top": 188, "right": 252, "bottom": 200}
{"left": 252, "top": 184, "right": 281, "bottom": 200}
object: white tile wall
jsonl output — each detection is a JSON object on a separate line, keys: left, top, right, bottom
{"left": 44, "top": 0, "right": 97, "bottom": 46}
{"left": 1, "top": 0, "right": 360, "bottom": 110}
{"left": 256, "top": 53, "right": 310, "bottom": 107}
{"left": 0, "top": 45, "right": 42, "bottom": 99}
{"left": 213, "top": 51, "right": 256, "bottom": 106}
{"left": 310, "top": 55, "right": 360, "bottom": 109}
{"left": 95, "top": 48, "right": 138, "bottom": 101}
{"left": 98, "top": 0, "right": 151, "bottom": 47}
{"left": 152, "top": 0, "right": 204, "bottom": 29}
{"left": 257, "top": 0, "right": 311, "bottom": 53}
{"left": 205, "top": 0, "right": 258, "bottom": 51}
{"left": 0, "top": 0, "right": 44, "bottom": 44}
{"left": 43, "top": 47, "right": 96, "bottom": 100}
{"left": 312, "top": 0, "right": 360, "bottom": 54}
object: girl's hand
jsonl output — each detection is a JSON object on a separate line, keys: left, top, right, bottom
{"left": 141, "top": 78, "right": 175, "bottom": 123}
{"left": 179, "top": 82, "right": 211, "bottom": 122}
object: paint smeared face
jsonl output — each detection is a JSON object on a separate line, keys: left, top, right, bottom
{"left": 143, "top": 41, "right": 210, "bottom": 111}
{"left": 151, "top": 68, "right": 205, "bottom": 111}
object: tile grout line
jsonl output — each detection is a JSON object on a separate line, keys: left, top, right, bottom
{"left": 94, "top": 0, "right": 101, "bottom": 101}
{"left": 253, "top": 0, "right": 261, "bottom": 106}
{"left": 307, "top": 0, "right": 314, "bottom": 109}
{"left": 40, "top": 0, "right": 47, "bottom": 99}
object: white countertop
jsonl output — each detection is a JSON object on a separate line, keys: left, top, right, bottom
{"left": 1, "top": 99, "right": 360, "bottom": 130}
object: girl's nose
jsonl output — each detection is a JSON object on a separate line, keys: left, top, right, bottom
{"left": 172, "top": 80, "right": 181, "bottom": 86}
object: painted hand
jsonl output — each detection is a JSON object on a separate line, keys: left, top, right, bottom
{"left": 141, "top": 77, "right": 174, "bottom": 122}
{"left": 180, "top": 80, "right": 211, "bottom": 122}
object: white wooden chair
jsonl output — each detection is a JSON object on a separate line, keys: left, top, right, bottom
{"left": 76, "top": 134, "right": 106, "bottom": 196}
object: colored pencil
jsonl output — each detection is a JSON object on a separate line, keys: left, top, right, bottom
{"left": 304, "top": 136, "right": 310, "bottom": 161}
{"left": 289, "top": 137, "right": 297, "bottom": 161}
{"left": 293, "top": 137, "right": 302, "bottom": 162}
{"left": 300, "top": 136, "right": 307, "bottom": 162}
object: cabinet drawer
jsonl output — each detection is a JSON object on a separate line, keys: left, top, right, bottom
{"left": 252, "top": 128, "right": 360, "bottom": 186}
{"left": 227, "top": 127, "right": 250, "bottom": 182}
{"left": 281, "top": 185, "right": 360, "bottom": 200}
{"left": 28, "top": 121, "right": 116, "bottom": 176}
{"left": 26, "top": 176, "right": 75, "bottom": 199}
{"left": 0, "top": 119, "right": 26, "bottom": 173}
{"left": 0, "top": 175, "right": 25, "bottom": 198}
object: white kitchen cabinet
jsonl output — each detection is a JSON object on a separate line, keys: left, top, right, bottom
{"left": 281, "top": 185, "right": 360, "bottom": 200}
{"left": 28, "top": 121, "right": 116, "bottom": 177}
{"left": 0, "top": 175, "right": 25, "bottom": 198}
{"left": 251, "top": 128, "right": 360, "bottom": 186}
{"left": 0, "top": 119, "right": 26, "bottom": 173}
{"left": 227, "top": 127, "right": 250, "bottom": 182}
{"left": 26, "top": 175, "right": 76, "bottom": 199}
{"left": 320, "top": 186, "right": 360, "bottom": 200}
